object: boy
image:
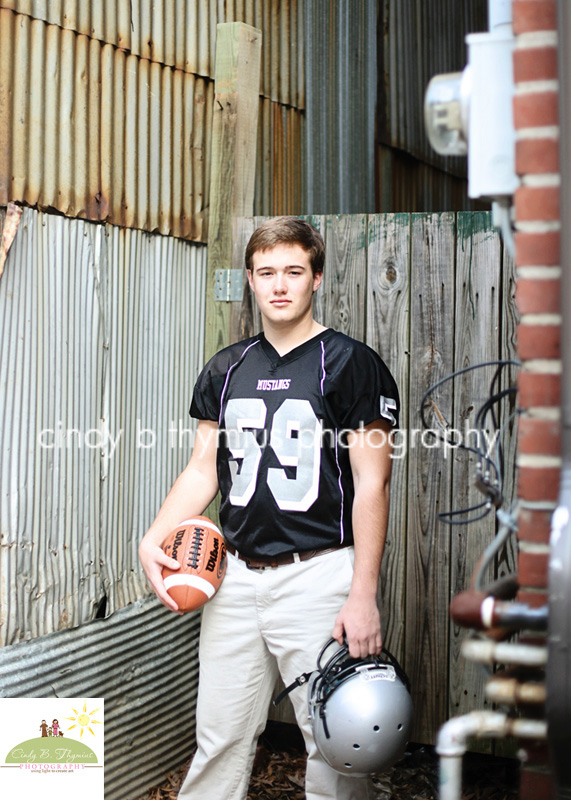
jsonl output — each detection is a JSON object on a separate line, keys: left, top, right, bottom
{"left": 139, "top": 217, "right": 399, "bottom": 799}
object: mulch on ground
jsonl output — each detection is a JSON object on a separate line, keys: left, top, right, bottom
{"left": 137, "top": 733, "right": 519, "bottom": 800}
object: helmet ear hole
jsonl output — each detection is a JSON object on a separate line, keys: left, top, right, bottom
{"left": 352, "top": 743, "right": 360, "bottom": 750}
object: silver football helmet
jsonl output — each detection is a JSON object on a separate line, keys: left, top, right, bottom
{"left": 307, "top": 638, "right": 413, "bottom": 776}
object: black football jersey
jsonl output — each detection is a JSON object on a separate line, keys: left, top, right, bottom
{"left": 190, "top": 329, "right": 399, "bottom": 558}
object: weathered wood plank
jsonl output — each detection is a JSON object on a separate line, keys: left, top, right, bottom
{"left": 406, "top": 212, "right": 456, "bottom": 743}
{"left": 366, "top": 213, "right": 410, "bottom": 665}
{"left": 205, "top": 22, "right": 262, "bottom": 361}
{"left": 448, "top": 212, "right": 502, "bottom": 750}
{"left": 493, "top": 239, "right": 520, "bottom": 760}
{"left": 498, "top": 240, "right": 519, "bottom": 522}
{"left": 230, "top": 215, "right": 258, "bottom": 343}
{"left": 303, "top": 214, "right": 327, "bottom": 326}
{"left": 319, "top": 214, "right": 368, "bottom": 341}
{"left": 203, "top": 24, "right": 261, "bottom": 534}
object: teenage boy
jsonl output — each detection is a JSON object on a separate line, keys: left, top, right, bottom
{"left": 139, "top": 216, "right": 399, "bottom": 800}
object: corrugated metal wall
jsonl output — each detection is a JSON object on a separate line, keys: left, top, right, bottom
{"left": 377, "top": 0, "right": 488, "bottom": 212}
{"left": 0, "top": 595, "right": 202, "bottom": 800}
{"left": 0, "top": 207, "right": 207, "bottom": 646}
{"left": 1, "top": 0, "right": 305, "bottom": 103}
{"left": 0, "top": 1, "right": 306, "bottom": 237}
{"left": 305, "top": 0, "right": 378, "bottom": 214}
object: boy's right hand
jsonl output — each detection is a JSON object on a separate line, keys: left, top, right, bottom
{"left": 138, "top": 538, "right": 182, "bottom": 613}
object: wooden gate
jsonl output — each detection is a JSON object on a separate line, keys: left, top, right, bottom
{"left": 230, "top": 212, "right": 518, "bottom": 746}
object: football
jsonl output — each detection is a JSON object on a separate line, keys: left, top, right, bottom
{"left": 161, "top": 516, "right": 227, "bottom": 612}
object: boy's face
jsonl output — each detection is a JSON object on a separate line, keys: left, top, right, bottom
{"left": 247, "top": 244, "right": 322, "bottom": 329}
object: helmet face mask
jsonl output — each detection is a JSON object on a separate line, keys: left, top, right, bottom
{"left": 307, "top": 639, "right": 413, "bottom": 776}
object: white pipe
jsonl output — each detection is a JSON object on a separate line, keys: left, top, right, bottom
{"left": 488, "top": 0, "right": 512, "bottom": 32}
{"left": 485, "top": 676, "right": 547, "bottom": 705}
{"left": 437, "top": 711, "right": 547, "bottom": 800}
{"left": 461, "top": 638, "right": 548, "bottom": 668}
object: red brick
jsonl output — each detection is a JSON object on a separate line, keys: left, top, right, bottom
{"left": 513, "top": 1, "right": 557, "bottom": 35}
{"left": 518, "top": 465, "right": 560, "bottom": 501}
{"left": 515, "top": 278, "right": 561, "bottom": 314}
{"left": 516, "top": 138, "right": 560, "bottom": 174}
{"left": 513, "top": 46, "right": 558, "bottom": 82}
{"left": 515, "top": 186, "right": 560, "bottom": 221}
{"left": 517, "top": 323, "right": 560, "bottom": 359}
{"left": 519, "top": 742, "right": 553, "bottom": 765}
{"left": 518, "top": 550, "right": 549, "bottom": 588}
{"left": 519, "top": 417, "right": 561, "bottom": 455}
{"left": 515, "top": 231, "right": 560, "bottom": 266}
{"left": 516, "top": 589, "right": 549, "bottom": 608}
{"left": 518, "top": 371, "right": 561, "bottom": 407}
{"left": 519, "top": 767, "right": 556, "bottom": 800}
{"left": 513, "top": 92, "right": 559, "bottom": 129}
{"left": 517, "top": 507, "right": 553, "bottom": 544}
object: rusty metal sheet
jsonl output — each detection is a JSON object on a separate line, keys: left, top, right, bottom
{"left": 0, "top": 207, "right": 207, "bottom": 646}
{"left": 1, "top": 0, "right": 305, "bottom": 106}
{"left": 255, "top": 97, "right": 305, "bottom": 217}
{"left": 0, "top": 5, "right": 304, "bottom": 236}
{"left": 0, "top": 7, "right": 212, "bottom": 240}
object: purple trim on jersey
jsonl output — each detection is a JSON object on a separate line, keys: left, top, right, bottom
{"left": 320, "top": 340, "right": 326, "bottom": 395}
{"left": 334, "top": 431, "right": 345, "bottom": 544}
{"left": 218, "top": 339, "right": 261, "bottom": 425}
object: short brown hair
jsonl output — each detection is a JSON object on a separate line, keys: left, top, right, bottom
{"left": 245, "top": 217, "right": 325, "bottom": 276}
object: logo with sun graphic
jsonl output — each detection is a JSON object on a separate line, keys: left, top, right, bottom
{"left": 65, "top": 702, "right": 103, "bottom": 739}
{"left": 1, "top": 697, "right": 104, "bottom": 774}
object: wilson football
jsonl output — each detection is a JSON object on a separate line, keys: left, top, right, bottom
{"left": 161, "top": 516, "right": 227, "bottom": 612}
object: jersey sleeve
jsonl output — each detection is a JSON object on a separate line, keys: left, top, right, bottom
{"left": 326, "top": 340, "right": 400, "bottom": 430}
{"left": 189, "top": 336, "right": 259, "bottom": 421}
{"left": 189, "top": 359, "right": 225, "bottom": 421}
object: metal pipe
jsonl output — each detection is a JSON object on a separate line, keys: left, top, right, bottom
{"left": 481, "top": 598, "right": 548, "bottom": 631}
{"left": 461, "top": 639, "right": 548, "bottom": 668}
{"left": 450, "top": 590, "right": 547, "bottom": 631}
{"left": 437, "top": 711, "right": 547, "bottom": 800}
{"left": 485, "top": 676, "right": 547, "bottom": 706}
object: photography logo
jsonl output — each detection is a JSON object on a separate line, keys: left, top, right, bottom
{"left": 0, "top": 698, "right": 104, "bottom": 799}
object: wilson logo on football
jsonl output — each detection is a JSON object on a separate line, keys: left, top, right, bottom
{"left": 161, "top": 516, "right": 227, "bottom": 613}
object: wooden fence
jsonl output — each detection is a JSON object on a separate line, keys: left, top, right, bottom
{"left": 230, "top": 212, "right": 518, "bottom": 746}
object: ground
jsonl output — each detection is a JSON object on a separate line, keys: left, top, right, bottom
{"left": 136, "top": 725, "right": 519, "bottom": 800}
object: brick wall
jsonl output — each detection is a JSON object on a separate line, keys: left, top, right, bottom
{"left": 512, "top": 1, "right": 560, "bottom": 797}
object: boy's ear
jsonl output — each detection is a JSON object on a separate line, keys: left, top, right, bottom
{"left": 247, "top": 269, "right": 254, "bottom": 290}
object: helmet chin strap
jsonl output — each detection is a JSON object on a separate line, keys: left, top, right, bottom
{"left": 273, "top": 637, "right": 348, "bottom": 707}
{"left": 273, "top": 670, "right": 313, "bottom": 707}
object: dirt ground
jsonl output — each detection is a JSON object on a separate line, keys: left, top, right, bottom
{"left": 137, "top": 728, "right": 519, "bottom": 800}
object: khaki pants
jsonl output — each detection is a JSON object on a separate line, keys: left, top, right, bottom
{"left": 177, "top": 546, "right": 373, "bottom": 800}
